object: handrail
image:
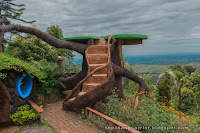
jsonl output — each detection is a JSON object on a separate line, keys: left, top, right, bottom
{"left": 85, "top": 107, "right": 141, "bottom": 133}
{"left": 28, "top": 100, "right": 43, "bottom": 113}
{"left": 63, "top": 36, "right": 116, "bottom": 103}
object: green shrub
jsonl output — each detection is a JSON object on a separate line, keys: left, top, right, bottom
{"left": 31, "top": 61, "right": 63, "bottom": 94}
{"left": 182, "top": 70, "right": 200, "bottom": 112}
{"left": 9, "top": 25, "right": 75, "bottom": 64}
{"left": 0, "top": 53, "right": 46, "bottom": 80}
{"left": 11, "top": 104, "right": 41, "bottom": 125}
{"left": 99, "top": 91, "right": 199, "bottom": 133}
{"left": 181, "top": 87, "right": 196, "bottom": 113}
{"left": 157, "top": 78, "right": 172, "bottom": 105}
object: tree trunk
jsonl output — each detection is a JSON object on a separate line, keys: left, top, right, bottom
{"left": 111, "top": 41, "right": 124, "bottom": 98}
{"left": 179, "top": 80, "right": 183, "bottom": 111}
{"left": 0, "top": 31, "right": 4, "bottom": 52}
{"left": 61, "top": 55, "right": 88, "bottom": 90}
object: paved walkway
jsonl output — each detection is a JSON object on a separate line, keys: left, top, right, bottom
{"left": 42, "top": 100, "right": 100, "bottom": 133}
{"left": 0, "top": 126, "right": 20, "bottom": 133}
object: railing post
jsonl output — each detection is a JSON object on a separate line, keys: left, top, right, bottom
{"left": 89, "top": 110, "right": 92, "bottom": 122}
{"left": 84, "top": 108, "right": 88, "bottom": 119}
{"left": 92, "top": 113, "right": 96, "bottom": 124}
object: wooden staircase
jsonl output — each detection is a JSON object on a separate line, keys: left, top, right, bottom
{"left": 82, "top": 45, "right": 109, "bottom": 92}
{"left": 63, "top": 36, "right": 116, "bottom": 110}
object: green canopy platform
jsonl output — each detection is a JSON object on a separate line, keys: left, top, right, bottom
{"left": 60, "top": 34, "right": 148, "bottom": 66}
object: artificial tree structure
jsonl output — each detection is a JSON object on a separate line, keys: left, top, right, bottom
{"left": 0, "top": 24, "right": 152, "bottom": 113}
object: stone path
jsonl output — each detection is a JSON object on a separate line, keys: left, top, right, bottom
{"left": 42, "top": 100, "right": 100, "bottom": 133}
{"left": 23, "top": 127, "right": 47, "bottom": 133}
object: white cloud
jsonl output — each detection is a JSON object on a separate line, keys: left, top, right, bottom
{"left": 9, "top": 0, "right": 200, "bottom": 56}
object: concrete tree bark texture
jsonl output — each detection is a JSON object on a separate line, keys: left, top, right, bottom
{"left": 0, "top": 24, "right": 152, "bottom": 113}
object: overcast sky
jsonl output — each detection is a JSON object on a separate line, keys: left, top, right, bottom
{"left": 12, "top": 0, "right": 200, "bottom": 58}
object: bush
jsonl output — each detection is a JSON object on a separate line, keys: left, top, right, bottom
{"left": 9, "top": 25, "right": 75, "bottom": 64}
{"left": 0, "top": 53, "right": 46, "bottom": 80}
{"left": 31, "top": 61, "right": 63, "bottom": 94}
{"left": 181, "top": 87, "right": 196, "bottom": 113}
{"left": 182, "top": 70, "right": 200, "bottom": 112}
{"left": 98, "top": 90, "right": 199, "bottom": 133}
{"left": 11, "top": 104, "right": 41, "bottom": 125}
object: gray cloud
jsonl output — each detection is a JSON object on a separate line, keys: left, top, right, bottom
{"left": 10, "top": 0, "right": 200, "bottom": 57}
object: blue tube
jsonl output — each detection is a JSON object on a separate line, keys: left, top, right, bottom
{"left": 16, "top": 74, "right": 33, "bottom": 99}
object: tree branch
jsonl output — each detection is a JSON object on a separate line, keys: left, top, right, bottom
{"left": 112, "top": 63, "right": 152, "bottom": 96}
{"left": 0, "top": 24, "right": 88, "bottom": 54}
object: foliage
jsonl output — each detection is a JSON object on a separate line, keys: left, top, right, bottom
{"left": 104, "top": 92, "right": 120, "bottom": 119}
{"left": 11, "top": 104, "right": 40, "bottom": 125}
{"left": 0, "top": 0, "right": 35, "bottom": 25}
{"left": 169, "top": 63, "right": 196, "bottom": 80}
{"left": 181, "top": 70, "right": 200, "bottom": 112}
{"left": 30, "top": 60, "right": 63, "bottom": 94}
{"left": 169, "top": 64, "right": 186, "bottom": 81}
{"left": 181, "top": 87, "right": 196, "bottom": 113}
{"left": 157, "top": 78, "right": 172, "bottom": 105}
{"left": 46, "top": 25, "right": 75, "bottom": 65}
{"left": 97, "top": 90, "right": 199, "bottom": 133}
{"left": 157, "top": 68, "right": 182, "bottom": 105}
{"left": 184, "top": 65, "right": 196, "bottom": 75}
{"left": 9, "top": 25, "right": 75, "bottom": 64}
{"left": 0, "top": 53, "right": 46, "bottom": 80}
{"left": 46, "top": 25, "right": 63, "bottom": 39}
{"left": 157, "top": 68, "right": 183, "bottom": 84}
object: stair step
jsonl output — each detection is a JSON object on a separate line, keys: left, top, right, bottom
{"left": 87, "top": 54, "right": 108, "bottom": 64}
{"left": 86, "top": 74, "right": 107, "bottom": 83}
{"left": 78, "top": 92, "right": 86, "bottom": 96}
{"left": 87, "top": 54, "right": 108, "bottom": 56}
{"left": 82, "top": 83, "right": 101, "bottom": 92}
{"left": 89, "top": 63, "right": 107, "bottom": 67}
{"left": 89, "top": 64, "right": 108, "bottom": 74}
{"left": 93, "top": 74, "right": 107, "bottom": 76}
{"left": 67, "top": 92, "right": 87, "bottom": 102}
{"left": 87, "top": 45, "right": 108, "bottom": 54}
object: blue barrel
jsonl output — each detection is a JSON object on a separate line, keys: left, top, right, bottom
{"left": 16, "top": 74, "right": 33, "bottom": 99}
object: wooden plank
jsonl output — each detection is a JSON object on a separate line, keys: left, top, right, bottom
{"left": 0, "top": 80, "right": 10, "bottom": 100}
{"left": 28, "top": 100, "right": 43, "bottom": 113}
